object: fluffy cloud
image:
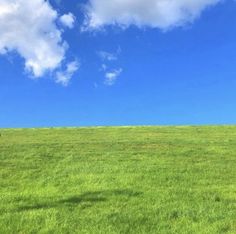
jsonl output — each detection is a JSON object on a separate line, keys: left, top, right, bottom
{"left": 0, "top": 0, "right": 77, "bottom": 83}
{"left": 56, "top": 60, "right": 79, "bottom": 86}
{"left": 60, "top": 13, "right": 75, "bottom": 29}
{"left": 84, "top": 0, "right": 221, "bottom": 30}
{"left": 105, "top": 68, "right": 123, "bottom": 86}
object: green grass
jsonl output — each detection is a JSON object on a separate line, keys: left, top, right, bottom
{"left": 0, "top": 126, "right": 235, "bottom": 233}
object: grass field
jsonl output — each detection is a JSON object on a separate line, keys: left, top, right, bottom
{"left": 0, "top": 126, "right": 235, "bottom": 233}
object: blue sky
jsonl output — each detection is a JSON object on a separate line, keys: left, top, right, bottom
{"left": 1, "top": 0, "right": 236, "bottom": 128}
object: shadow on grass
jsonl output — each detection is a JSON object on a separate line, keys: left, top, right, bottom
{"left": 18, "top": 189, "right": 142, "bottom": 212}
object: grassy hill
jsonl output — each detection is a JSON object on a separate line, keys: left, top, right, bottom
{"left": 0, "top": 126, "right": 235, "bottom": 233}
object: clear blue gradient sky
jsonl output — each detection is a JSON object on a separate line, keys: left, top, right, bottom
{"left": 1, "top": 0, "right": 236, "bottom": 128}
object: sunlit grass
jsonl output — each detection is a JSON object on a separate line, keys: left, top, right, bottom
{"left": 0, "top": 126, "right": 235, "bottom": 233}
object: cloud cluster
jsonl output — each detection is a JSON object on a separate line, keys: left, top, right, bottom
{"left": 104, "top": 68, "right": 123, "bottom": 86}
{"left": 56, "top": 60, "right": 80, "bottom": 86}
{"left": 98, "top": 51, "right": 118, "bottom": 61}
{"left": 98, "top": 49, "right": 123, "bottom": 85}
{"left": 0, "top": 0, "right": 77, "bottom": 84}
{"left": 60, "top": 13, "right": 75, "bottom": 29}
{"left": 84, "top": 0, "right": 221, "bottom": 30}
{"left": 0, "top": 0, "right": 223, "bottom": 87}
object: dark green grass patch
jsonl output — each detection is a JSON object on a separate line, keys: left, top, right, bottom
{"left": 0, "top": 126, "right": 235, "bottom": 233}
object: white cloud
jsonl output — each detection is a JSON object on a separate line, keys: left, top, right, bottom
{"left": 84, "top": 0, "right": 221, "bottom": 30}
{"left": 56, "top": 60, "right": 80, "bottom": 86}
{"left": 60, "top": 13, "right": 75, "bottom": 29}
{"left": 98, "top": 51, "right": 118, "bottom": 61}
{"left": 98, "top": 48, "right": 122, "bottom": 85}
{"left": 0, "top": 0, "right": 76, "bottom": 83}
{"left": 101, "top": 63, "right": 107, "bottom": 71}
{"left": 105, "top": 68, "right": 122, "bottom": 86}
